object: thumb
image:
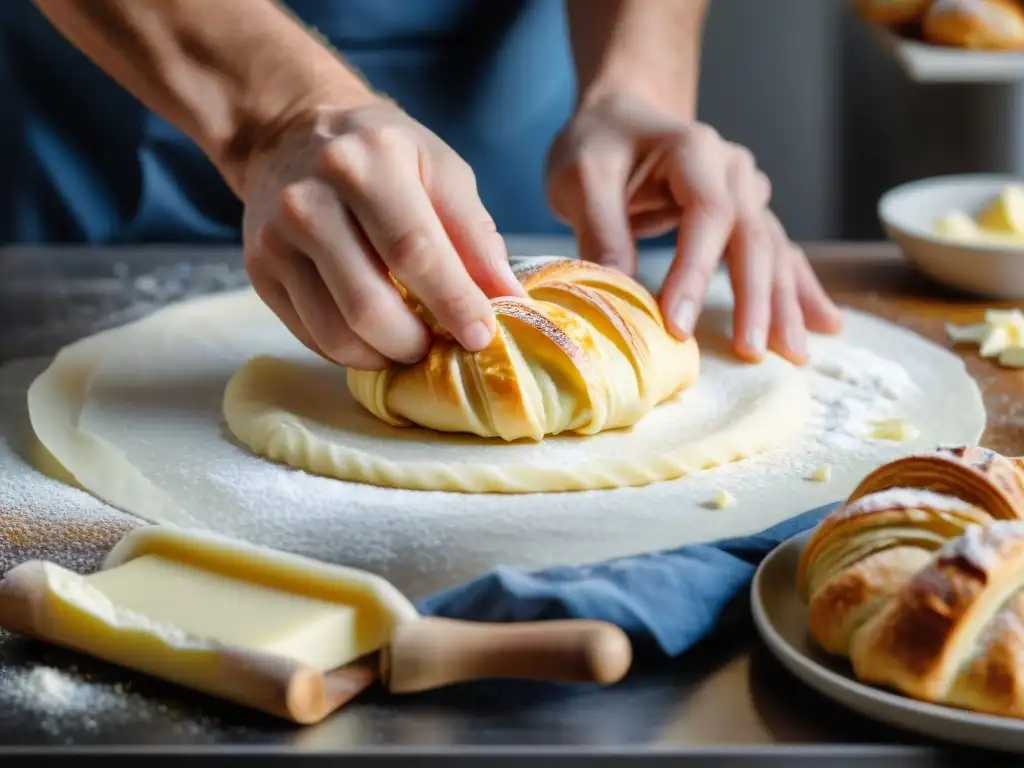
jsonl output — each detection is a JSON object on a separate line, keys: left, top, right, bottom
{"left": 558, "top": 148, "right": 636, "bottom": 275}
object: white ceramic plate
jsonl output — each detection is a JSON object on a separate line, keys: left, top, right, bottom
{"left": 878, "top": 173, "right": 1024, "bottom": 300}
{"left": 751, "top": 529, "right": 1024, "bottom": 753}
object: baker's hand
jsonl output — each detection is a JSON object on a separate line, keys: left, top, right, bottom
{"left": 546, "top": 93, "right": 843, "bottom": 365}
{"left": 241, "top": 100, "right": 525, "bottom": 370}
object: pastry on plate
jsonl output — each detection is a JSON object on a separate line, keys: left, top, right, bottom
{"left": 798, "top": 445, "right": 1024, "bottom": 718}
{"left": 923, "top": 0, "right": 1024, "bottom": 49}
{"left": 347, "top": 258, "right": 700, "bottom": 442}
{"left": 853, "top": 0, "right": 934, "bottom": 27}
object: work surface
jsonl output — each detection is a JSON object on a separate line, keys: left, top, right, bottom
{"left": 0, "top": 239, "right": 1017, "bottom": 763}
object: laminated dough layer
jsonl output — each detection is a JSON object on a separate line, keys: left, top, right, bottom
{"left": 221, "top": 337, "right": 810, "bottom": 495}
{"left": 22, "top": 261, "right": 987, "bottom": 597}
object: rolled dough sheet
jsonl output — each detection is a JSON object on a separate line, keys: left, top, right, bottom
{"left": 221, "top": 319, "right": 811, "bottom": 494}
{"left": 21, "top": 265, "right": 986, "bottom": 598}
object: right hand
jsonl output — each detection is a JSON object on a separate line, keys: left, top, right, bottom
{"left": 240, "top": 99, "right": 525, "bottom": 370}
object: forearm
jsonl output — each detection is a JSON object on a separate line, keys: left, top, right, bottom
{"left": 32, "top": 0, "right": 378, "bottom": 197}
{"left": 565, "top": 0, "right": 707, "bottom": 119}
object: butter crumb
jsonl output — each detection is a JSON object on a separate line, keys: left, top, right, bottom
{"left": 865, "top": 417, "right": 920, "bottom": 442}
{"left": 808, "top": 464, "right": 831, "bottom": 482}
{"left": 708, "top": 490, "right": 735, "bottom": 510}
{"left": 999, "top": 346, "right": 1024, "bottom": 368}
{"left": 946, "top": 310, "right": 1024, "bottom": 365}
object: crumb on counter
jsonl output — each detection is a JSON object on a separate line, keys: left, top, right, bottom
{"left": 864, "top": 417, "right": 920, "bottom": 442}
{"left": 808, "top": 464, "right": 831, "bottom": 483}
{"left": 946, "top": 309, "right": 1024, "bottom": 367}
{"left": 708, "top": 489, "right": 735, "bottom": 510}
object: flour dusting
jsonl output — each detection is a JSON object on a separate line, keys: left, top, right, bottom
{"left": 0, "top": 661, "right": 222, "bottom": 742}
{"left": 0, "top": 264, "right": 984, "bottom": 602}
{"left": 0, "top": 360, "right": 138, "bottom": 577}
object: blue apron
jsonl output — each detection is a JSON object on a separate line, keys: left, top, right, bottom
{"left": 0, "top": 0, "right": 575, "bottom": 244}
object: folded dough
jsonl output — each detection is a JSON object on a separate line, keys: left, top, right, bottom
{"left": 348, "top": 258, "right": 699, "bottom": 442}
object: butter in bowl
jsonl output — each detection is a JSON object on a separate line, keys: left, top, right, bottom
{"left": 878, "top": 174, "right": 1024, "bottom": 300}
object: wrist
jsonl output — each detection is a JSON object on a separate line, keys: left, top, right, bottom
{"left": 228, "top": 68, "right": 382, "bottom": 197}
{"left": 577, "top": 65, "right": 698, "bottom": 122}
{"left": 566, "top": 0, "right": 705, "bottom": 122}
{"left": 222, "top": 60, "right": 385, "bottom": 198}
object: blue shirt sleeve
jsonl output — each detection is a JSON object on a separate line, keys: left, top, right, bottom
{"left": 0, "top": 0, "right": 575, "bottom": 245}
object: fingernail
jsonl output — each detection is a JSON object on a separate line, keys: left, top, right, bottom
{"left": 461, "top": 320, "right": 494, "bottom": 351}
{"left": 672, "top": 300, "right": 697, "bottom": 336}
{"left": 746, "top": 327, "right": 767, "bottom": 358}
{"left": 503, "top": 262, "right": 526, "bottom": 295}
{"left": 785, "top": 327, "right": 807, "bottom": 362}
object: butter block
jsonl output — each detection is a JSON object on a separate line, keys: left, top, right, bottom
{"left": 56, "top": 525, "right": 419, "bottom": 672}
{"left": 0, "top": 527, "right": 425, "bottom": 723}
{"left": 85, "top": 555, "right": 362, "bottom": 672}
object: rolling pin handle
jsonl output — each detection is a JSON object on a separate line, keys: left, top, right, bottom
{"left": 382, "top": 617, "right": 633, "bottom": 694}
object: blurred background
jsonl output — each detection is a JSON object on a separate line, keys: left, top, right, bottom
{"left": 2, "top": 0, "right": 1021, "bottom": 245}
{"left": 700, "top": 0, "right": 1022, "bottom": 242}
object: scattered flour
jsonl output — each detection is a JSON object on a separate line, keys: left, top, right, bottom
{"left": 0, "top": 661, "right": 214, "bottom": 741}
{"left": 0, "top": 264, "right": 953, "bottom": 599}
{"left": 0, "top": 664, "right": 133, "bottom": 726}
{"left": 0, "top": 389, "right": 139, "bottom": 577}
{"left": 0, "top": 259, "right": 982, "bottom": 738}
{"left": 804, "top": 339, "right": 918, "bottom": 451}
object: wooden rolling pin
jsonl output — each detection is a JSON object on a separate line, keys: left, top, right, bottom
{"left": 0, "top": 525, "right": 632, "bottom": 724}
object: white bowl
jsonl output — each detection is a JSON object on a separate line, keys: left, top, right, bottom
{"left": 878, "top": 174, "right": 1024, "bottom": 300}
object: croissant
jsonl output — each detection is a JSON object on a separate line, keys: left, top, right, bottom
{"left": 797, "top": 445, "right": 1024, "bottom": 718}
{"left": 852, "top": 0, "right": 934, "bottom": 27}
{"left": 922, "top": 0, "right": 1024, "bottom": 50}
{"left": 346, "top": 258, "right": 699, "bottom": 442}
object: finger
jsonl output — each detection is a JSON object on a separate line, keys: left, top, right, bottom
{"left": 257, "top": 225, "right": 389, "bottom": 370}
{"left": 628, "top": 207, "right": 678, "bottom": 239}
{"left": 560, "top": 143, "right": 637, "bottom": 274}
{"left": 322, "top": 144, "right": 499, "bottom": 353}
{"left": 726, "top": 223, "right": 772, "bottom": 363}
{"left": 790, "top": 243, "right": 844, "bottom": 334}
{"left": 245, "top": 233, "right": 326, "bottom": 361}
{"left": 430, "top": 160, "right": 525, "bottom": 299}
{"left": 659, "top": 129, "right": 736, "bottom": 338}
{"left": 764, "top": 218, "right": 807, "bottom": 365}
{"left": 275, "top": 178, "right": 430, "bottom": 363}
{"left": 723, "top": 147, "right": 772, "bottom": 362}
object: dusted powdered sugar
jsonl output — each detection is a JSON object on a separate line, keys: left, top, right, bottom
{"left": 837, "top": 487, "right": 981, "bottom": 520}
{"left": 936, "top": 520, "right": 1024, "bottom": 573}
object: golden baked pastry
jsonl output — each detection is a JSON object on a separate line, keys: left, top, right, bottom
{"left": 797, "top": 445, "right": 1024, "bottom": 718}
{"left": 923, "top": 0, "right": 1024, "bottom": 49}
{"left": 853, "top": 0, "right": 934, "bottom": 27}
{"left": 347, "top": 258, "right": 699, "bottom": 442}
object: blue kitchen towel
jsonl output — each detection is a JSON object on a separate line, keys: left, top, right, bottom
{"left": 417, "top": 501, "right": 840, "bottom": 659}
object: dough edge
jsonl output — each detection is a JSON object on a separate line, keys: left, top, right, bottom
{"left": 220, "top": 352, "right": 813, "bottom": 494}
{"left": 24, "top": 294, "right": 253, "bottom": 527}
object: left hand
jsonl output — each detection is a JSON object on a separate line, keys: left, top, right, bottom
{"left": 546, "top": 93, "right": 843, "bottom": 365}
